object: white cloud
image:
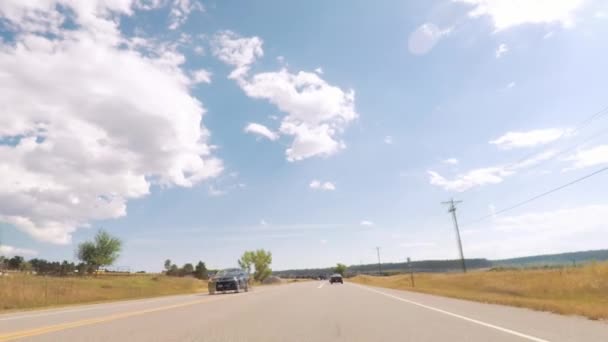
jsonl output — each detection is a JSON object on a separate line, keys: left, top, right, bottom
{"left": 0, "top": 2, "right": 221, "bottom": 244}
{"left": 0, "top": 0, "right": 136, "bottom": 36}
{"left": 384, "top": 136, "right": 393, "bottom": 144}
{"left": 244, "top": 123, "right": 279, "bottom": 141}
{"left": 204, "top": 172, "right": 246, "bottom": 197}
{"left": 442, "top": 158, "right": 459, "bottom": 165}
{"left": 360, "top": 220, "right": 375, "bottom": 226}
{"left": 490, "top": 128, "right": 567, "bottom": 149}
{"left": 408, "top": 23, "right": 453, "bottom": 55}
{"left": 428, "top": 150, "right": 557, "bottom": 192}
{"left": 212, "top": 31, "right": 264, "bottom": 79}
{"left": 543, "top": 31, "right": 555, "bottom": 39}
{"left": 506, "top": 81, "right": 516, "bottom": 88}
{"left": 454, "top": 0, "right": 585, "bottom": 31}
{"left": 428, "top": 168, "right": 513, "bottom": 192}
{"left": 564, "top": 145, "right": 608, "bottom": 170}
{"left": 320, "top": 239, "right": 328, "bottom": 244}
{"left": 512, "top": 149, "right": 559, "bottom": 169}
{"left": 213, "top": 32, "right": 357, "bottom": 162}
{"left": 309, "top": 180, "right": 321, "bottom": 189}
{"left": 309, "top": 180, "right": 336, "bottom": 191}
{"left": 0, "top": 245, "right": 38, "bottom": 257}
{"left": 314, "top": 67, "right": 323, "bottom": 74}
{"left": 177, "top": 32, "right": 192, "bottom": 44}
{"left": 168, "top": 0, "right": 204, "bottom": 30}
{"left": 495, "top": 43, "right": 508, "bottom": 58}
{"left": 241, "top": 70, "right": 356, "bottom": 161}
{"left": 191, "top": 69, "right": 212, "bottom": 84}
{"left": 134, "top": 0, "right": 167, "bottom": 10}
{"left": 279, "top": 120, "right": 347, "bottom": 161}
{"left": 207, "top": 185, "right": 226, "bottom": 197}
{"left": 193, "top": 45, "right": 205, "bottom": 55}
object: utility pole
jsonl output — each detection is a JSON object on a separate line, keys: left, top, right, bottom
{"left": 442, "top": 198, "right": 467, "bottom": 273}
{"left": 376, "top": 247, "right": 382, "bottom": 275}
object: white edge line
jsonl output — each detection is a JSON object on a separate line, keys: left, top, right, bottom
{"left": 317, "top": 282, "right": 325, "bottom": 289}
{"left": 348, "top": 283, "right": 550, "bottom": 342}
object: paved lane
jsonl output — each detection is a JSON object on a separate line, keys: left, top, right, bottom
{"left": 1, "top": 281, "right": 606, "bottom": 341}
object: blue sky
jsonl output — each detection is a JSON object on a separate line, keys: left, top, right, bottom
{"left": 1, "top": 0, "right": 608, "bottom": 272}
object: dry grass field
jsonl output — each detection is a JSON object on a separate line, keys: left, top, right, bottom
{"left": 350, "top": 262, "right": 608, "bottom": 320}
{"left": 0, "top": 274, "right": 207, "bottom": 312}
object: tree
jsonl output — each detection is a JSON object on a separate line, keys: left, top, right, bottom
{"left": 182, "top": 263, "right": 194, "bottom": 276}
{"left": 334, "top": 263, "right": 347, "bottom": 276}
{"left": 240, "top": 249, "right": 273, "bottom": 282}
{"left": 8, "top": 256, "right": 24, "bottom": 270}
{"left": 252, "top": 249, "right": 272, "bottom": 282}
{"left": 194, "top": 261, "right": 208, "bottom": 280}
{"left": 77, "top": 230, "right": 122, "bottom": 274}
{"left": 60, "top": 260, "right": 75, "bottom": 276}
{"left": 168, "top": 264, "right": 179, "bottom": 276}
{"left": 164, "top": 259, "right": 172, "bottom": 272}
{"left": 238, "top": 251, "right": 254, "bottom": 274}
{"left": 77, "top": 242, "right": 96, "bottom": 272}
{"left": 76, "top": 262, "right": 89, "bottom": 275}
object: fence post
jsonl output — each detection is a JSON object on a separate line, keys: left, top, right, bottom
{"left": 407, "top": 257, "right": 415, "bottom": 288}
{"left": 45, "top": 276, "right": 48, "bottom": 305}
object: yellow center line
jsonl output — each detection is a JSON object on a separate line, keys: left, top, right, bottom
{"left": 0, "top": 291, "right": 261, "bottom": 341}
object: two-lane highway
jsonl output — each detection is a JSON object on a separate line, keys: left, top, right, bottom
{"left": 1, "top": 281, "right": 607, "bottom": 341}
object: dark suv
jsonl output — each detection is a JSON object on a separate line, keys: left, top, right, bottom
{"left": 329, "top": 273, "right": 343, "bottom": 284}
{"left": 208, "top": 268, "right": 250, "bottom": 294}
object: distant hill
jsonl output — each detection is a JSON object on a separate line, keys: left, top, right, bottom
{"left": 347, "top": 258, "right": 492, "bottom": 274}
{"left": 273, "top": 249, "right": 608, "bottom": 278}
{"left": 492, "top": 249, "right": 608, "bottom": 267}
{"left": 273, "top": 258, "right": 492, "bottom": 278}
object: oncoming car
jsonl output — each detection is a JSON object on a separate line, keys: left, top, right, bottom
{"left": 208, "top": 268, "right": 250, "bottom": 294}
{"left": 329, "top": 273, "right": 343, "bottom": 284}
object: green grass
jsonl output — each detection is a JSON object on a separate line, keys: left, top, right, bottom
{"left": 0, "top": 274, "right": 207, "bottom": 312}
{"left": 350, "top": 262, "right": 608, "bottom": 320}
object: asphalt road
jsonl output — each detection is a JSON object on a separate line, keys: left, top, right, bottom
{"left": 1, "top": 281, "right": 607, "bottom": 341}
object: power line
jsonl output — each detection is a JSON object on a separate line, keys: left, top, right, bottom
{"left": 504, "top": 105, "right": 608, "bottom": 170}
{"left": 463, "top": 165, "right": 608, "bottom": 226}
{"left": 573, "top": 105, "right": 608, "bottom": 132}
{"left": 511, "top": 126, "right": 608, "bottom": 174}
{"left": 454, "top": 105, "right": 608, "bottom": 198}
